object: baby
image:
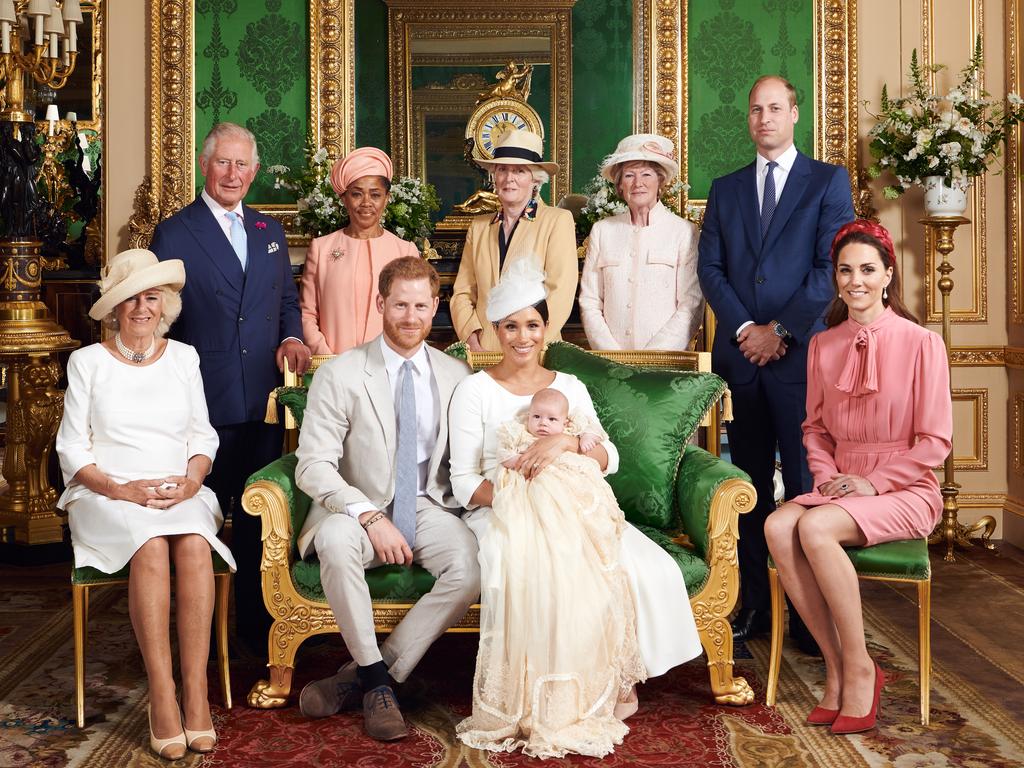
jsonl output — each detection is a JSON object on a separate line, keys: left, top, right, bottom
{"left": 523, "top": 388, "right": 603, "bottom": 453}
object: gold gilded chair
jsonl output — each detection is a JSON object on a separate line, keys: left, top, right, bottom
{"left": 71, "top": 555, "right": 233, "bottom": 728}
{"left": 764, "top": 538, "right": 932, "bottom": 725}
{"left": 244, "top": 345, "right": 755, "bottom": 709}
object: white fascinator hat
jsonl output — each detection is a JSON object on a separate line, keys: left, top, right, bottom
{"left": 486, "top": 258, "right": 548, "bottom": 322}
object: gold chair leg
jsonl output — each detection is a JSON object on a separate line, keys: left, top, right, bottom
{"left": 918, "top": 579, "right": 931, "bottom": 726}
{"left": 214, "top": 572, "right": 233, "bottom": 709}
{"left": 72, "top": 584, "right": 88, "bottom": 728}
{"left": 766, "top": 567, "right": 785, "bottom": 707}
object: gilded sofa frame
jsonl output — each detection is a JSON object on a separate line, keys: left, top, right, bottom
{"left": 242, "top": 348, "right": 755, "bottom": 709}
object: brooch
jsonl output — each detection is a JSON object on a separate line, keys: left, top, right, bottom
{"left": 330, "top": 248, "right": 344, "bottom": 261}
{"left": 267, "top": 242, "right": 280, "bottom": 254}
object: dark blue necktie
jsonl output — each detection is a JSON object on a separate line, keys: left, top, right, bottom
{"left": 761, "top": 161, "right": 778, "bottom": 238}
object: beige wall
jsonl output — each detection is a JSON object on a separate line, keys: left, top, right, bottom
{"left": 101, "top": 0, "right": 1024, "bottom": 543}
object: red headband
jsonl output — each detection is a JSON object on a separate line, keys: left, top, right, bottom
{"left": 830, "top": 219, "right": 895, "bottom": 265}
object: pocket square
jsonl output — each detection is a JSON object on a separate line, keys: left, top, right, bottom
{"left": 267, "top": 242, "right": 280, "bottom": 254}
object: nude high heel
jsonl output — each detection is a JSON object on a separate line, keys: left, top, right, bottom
{"left": 148, "top": 704, "right": 186, "bottom": 760}
{"left": 183, "top": 706, "right": 218, "bottom": 754}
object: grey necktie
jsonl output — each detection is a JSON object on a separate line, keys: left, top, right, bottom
{"left": 761, "top": 160, "right": 778, "bottom": 238}
{"left": 393, "top": 360, "right": 417, "bottom": 548}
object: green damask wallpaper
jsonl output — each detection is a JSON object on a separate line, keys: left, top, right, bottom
{"left": 571, "top": 0, "right": 633, "bottom": 192}
{"left": 355, "top": 0, "right": 389, "bottom": 154}
{"left": 194, "top": 0, "right": 309, "bottom": 204}
{"left": 687, "top": 0, "right": 814, "bottom": 199}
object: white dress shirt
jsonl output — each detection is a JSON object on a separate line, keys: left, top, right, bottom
{"left": 201, "top": 188, "right": 244, "bottom": 241}
{"left": 737, "top": 143, "right": 799, "bottom": 337}
{"left": 345, "top": 337, "right": 440, "bottom": 518}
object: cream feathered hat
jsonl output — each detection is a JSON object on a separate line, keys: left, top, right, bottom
{"left": 600, "top": 133, "right": 679, "bottom": 183}
{"left": 486, "top": 258, "right": 548, "bottom": 322}
{"left": 88, "top": 249, "right": 185, "bottom": 321}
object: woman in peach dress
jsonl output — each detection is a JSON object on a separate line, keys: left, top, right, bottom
{"left": 765, "top": 220, "right": 952, "bottom": 735}
{"left": 300, "top": 147, "right": 419, "bottom": 355}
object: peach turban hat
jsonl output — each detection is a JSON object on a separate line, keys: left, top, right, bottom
{"left": 329, "top": 147, "right": 393, "bottom": 195}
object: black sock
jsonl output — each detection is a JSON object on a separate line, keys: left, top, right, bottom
{"left": 357, "top": 661, "right": 392, "bottom": 691}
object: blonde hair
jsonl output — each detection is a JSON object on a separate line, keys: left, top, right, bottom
{"left": 611, "top": 160, "right": 667, "bottom": 195}
{"left": 101, "top": 285, "right": 183, "bottom": 338}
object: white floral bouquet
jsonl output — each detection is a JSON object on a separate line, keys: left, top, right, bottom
{"left": 267, "top": 139, "right": 439, "bottom": 248}
{"left": 866, "top": 37, "right": 1024, "bottom": 199}
{"left": 576, "top": 174, "right": 692, "bottom": 238}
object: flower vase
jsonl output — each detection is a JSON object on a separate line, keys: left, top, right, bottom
{"left": 922, "top": 176, "right": 969, "bottom": 217}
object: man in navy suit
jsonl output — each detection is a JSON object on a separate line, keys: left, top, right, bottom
{"left": 151, "top": 122, "right": 311, "bottom": 645}
{"left": 698, "top": 76, "right": 854, "bottom": 644}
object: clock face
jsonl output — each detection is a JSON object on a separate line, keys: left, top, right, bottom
{"left": 478, "top": 111, "right": 530, "bottom": 157}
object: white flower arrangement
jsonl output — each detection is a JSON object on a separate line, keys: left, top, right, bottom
{"left": 867, "top": 36, "right": 1024, "bottom": 199}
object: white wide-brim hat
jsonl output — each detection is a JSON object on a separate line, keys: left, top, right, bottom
{"left": 88, "top": 249, "right": 186, "bottom": 321}
{"left": 486, "top": 258, "right": 548, "bottom": 322}
{"left": 600, "top": 133, "right": 679, "bottom": 183}
{"left": 475, "top": 129, "right": 559, "bottom": 176}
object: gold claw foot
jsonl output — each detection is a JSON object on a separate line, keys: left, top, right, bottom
{"left": 713, "top": 675, "right": 755, "bottom": 706}
{"left": 969, "top": 515, "right": 997, "bottom": 550}
{"left": 247, "top": 668, "right": 293, "bottom": 709}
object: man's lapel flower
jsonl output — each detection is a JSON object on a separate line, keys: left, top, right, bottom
{"left": 254, "top": 221, "right": 267, "bottom": 230}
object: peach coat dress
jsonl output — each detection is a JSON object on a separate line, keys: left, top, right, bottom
{"left": 790, "top": 308, "right": 953, "bottom": 544}
{"left": 300, "top": 228, "right": 418, "bottom": 355}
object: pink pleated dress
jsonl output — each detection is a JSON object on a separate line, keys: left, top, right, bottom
{"left": 790, "top": 307, "right": 953, "bottom": 544}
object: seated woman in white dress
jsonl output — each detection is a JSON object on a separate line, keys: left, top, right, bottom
{"left": 448, "top": 260, "right": 703, "bottom": 759}
{"left": 56, "top": 249, "right": 236, "bottom": 761}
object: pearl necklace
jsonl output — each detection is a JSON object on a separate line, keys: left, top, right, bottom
{"left": 115, "top": 333, "right": 156, "bottom": 364}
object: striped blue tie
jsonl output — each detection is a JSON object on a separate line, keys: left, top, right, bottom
{"left": 761, "top": 160, "right": 778, "bottom": 238}
{"left": 227, "top": 212, "right": 247, "bottom": 271}
{"left": 392, "top": 360, "right": 417, "bottom": 548}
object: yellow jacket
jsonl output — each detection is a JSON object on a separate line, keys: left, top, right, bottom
{"left": 450, "top": 201, "right": 578, "bottom": 351}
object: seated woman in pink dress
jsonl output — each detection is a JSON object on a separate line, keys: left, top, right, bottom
{"left": 300, "top": 147, "right": 419, "bottom": 354}
{"left": 764, "top": 220, "right": 952, "bottom": 736}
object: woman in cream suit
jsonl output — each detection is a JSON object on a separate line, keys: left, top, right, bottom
{"left": 579, "top": 134, "right": 703, "bottom": 351}
{"left": 300, "top": 147, "right": 419, "bottom": 355}
{"left": 450, "top": 129, "right": 578, "bottom": 352}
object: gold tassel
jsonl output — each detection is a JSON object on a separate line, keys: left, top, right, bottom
{"left": 264, "top": 389, "right": 279, "bottom": 424}
{"left": 721, "top": 389, "right": 734, "bottom": 422}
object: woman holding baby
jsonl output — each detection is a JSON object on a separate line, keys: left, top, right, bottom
{"left": 448, "top": 261, "right": 702, "bottom": 759}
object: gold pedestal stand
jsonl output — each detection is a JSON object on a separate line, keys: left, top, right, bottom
{"left": 0, "top": 240, "right": 79, "bottom": 545}
{"left": 921, "top": 215, "right": 996, "bottom": 561}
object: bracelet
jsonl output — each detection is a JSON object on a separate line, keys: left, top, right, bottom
{"left": 361, "top": 511, "right": 386, "bottom": 530}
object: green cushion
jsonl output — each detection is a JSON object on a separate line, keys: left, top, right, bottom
{"left": 73, "top": 551, "right": 233, "bottom": 585}
{"left": 542, "top": 342, "right": 727, "bottom": 529}
{"left": 676, "top": 444, "right": 752, "bottom": 559}
{"left": 444, "top": 341, "right": 469, "bottom": 362}
{"left": 277, "top": 386, "right": 310, "bottom": 428}
{"left": 633, "top": 524, "right": 709, "bottom": 597}
{"left": 769, "top": 538, "right": 930, "bottom": 581}
{"left": 293, "top": 561, "right": 440, "bottom": 602}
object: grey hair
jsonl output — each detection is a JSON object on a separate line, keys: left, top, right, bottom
{"left": 489, "top": 164, "right": 549, "bottom": 197}
{"left": 611, "top": 160, "right": 667, "bottom": 195}
{"left": 199, "top": 122, "right": 260, "bottom": 167}
{"left": 101, "top": 285, "right": 183, "bottom": 339}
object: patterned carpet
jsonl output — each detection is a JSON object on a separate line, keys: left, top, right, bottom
{"left": 2, "top": 544, "right": 1024, "bottom": 767}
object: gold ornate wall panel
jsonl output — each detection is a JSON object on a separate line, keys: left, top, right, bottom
{"left": 953, "top": 388, "right": 989, "bottom": 471}
{"left": 141, "top": 0, "right": 354, "bottom": 241}
{"left": 1014, "top": 390, "right": 1024, "bottom": 474}
{"left": 384, "top": 1, "right": 575, "bottom": 205}
{"left": 1009, "top": 0, "right": 1023, "bottom": 325}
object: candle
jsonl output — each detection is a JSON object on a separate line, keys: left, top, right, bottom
{"left": 45, "top": 103, "right": 59, "bottom": 136}
{"left": 1, "top": 21, "right": 9, "bottom": 56}
{"left": 34, "top": 15, "right": 43, "bottom": 46}
{"left": 67, "top": 21, "right": 76, "bottom": 53}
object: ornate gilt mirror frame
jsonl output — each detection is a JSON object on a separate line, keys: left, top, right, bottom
{"left": 136, "top": 0, "right": 863, "bottom": 248}
{"left": 132, "top": 0, "right": 356, "bottom": 247}
{"left": 385, "top": 0, "right": 575, "bottom": 206}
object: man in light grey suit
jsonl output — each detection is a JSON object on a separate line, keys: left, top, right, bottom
{"left": 294, "top": 257, "right": 478, "bottom": 741}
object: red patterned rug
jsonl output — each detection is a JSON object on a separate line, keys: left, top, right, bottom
{"left": 2, "top": 560, "right": 1024, "bottom": 767}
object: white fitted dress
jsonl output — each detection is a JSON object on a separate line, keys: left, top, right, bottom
{"left": 56, "top": 341, "right": 235, "bottom": 573}
{"left": 449, "top": 370, "right": 702, "bottom": 678}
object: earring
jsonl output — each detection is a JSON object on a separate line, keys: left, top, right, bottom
{"left": 883, "top": 286, "right": 888, "bottom": 300}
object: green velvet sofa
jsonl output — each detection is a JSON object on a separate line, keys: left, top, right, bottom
{"left": 242, "top": 343, "right": 756, "bottom": 709}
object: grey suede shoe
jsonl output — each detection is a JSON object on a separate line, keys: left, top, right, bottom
{"left": 298, "top": 662, "right": 361, "bottom": 718}
{"left": 362, "top": 685, "right": 408, "bottom": 741}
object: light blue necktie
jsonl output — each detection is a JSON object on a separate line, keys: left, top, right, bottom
{"left": 227, "top": 211, "right": 248, "bottom": 271}
{"left": 760, "top": 160, "right": 778, "bottom": 238}
{"left": 393, "top": 360, "right": 417, "bottom": 548}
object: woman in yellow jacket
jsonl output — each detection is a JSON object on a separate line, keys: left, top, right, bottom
{"left": 451, "top": 130, "right": 578, "bottom": 352}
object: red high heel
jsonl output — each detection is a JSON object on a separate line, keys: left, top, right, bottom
{"left": 831, "top": 661, "right": 885, "bottom": 735}
{"left": 806, "top": 705, "right": 839, "bottom": 725}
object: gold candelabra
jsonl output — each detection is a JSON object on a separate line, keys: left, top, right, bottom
{"left": 0, "top": 0, "right": 83, "bottom": 547}
{"left": 921, "top": 215, "right": 997, "bottom": 562}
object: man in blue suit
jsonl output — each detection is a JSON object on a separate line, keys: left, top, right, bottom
{"left": 151, "top": 122, "right": 311, "bottom": 645}
{"left": 698, "top": 76, "right": 854, "bottom": 645}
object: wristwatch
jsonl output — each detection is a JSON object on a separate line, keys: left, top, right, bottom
{"left": 770, "top": 320, "right": 790, "bottom": 339}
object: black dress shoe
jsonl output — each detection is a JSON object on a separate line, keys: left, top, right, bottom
{"left": 732, "top": 608, "right": 772, "bottom": 642}
{"left": 789, "top": 613, "right": 822, "bottom": 657}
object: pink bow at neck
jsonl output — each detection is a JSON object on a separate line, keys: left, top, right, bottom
{"left": 641, "top": 141, "right": 675, "bottom": 160}
{"left": 835, "top": 326, "right": 879, "bottom": 396}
